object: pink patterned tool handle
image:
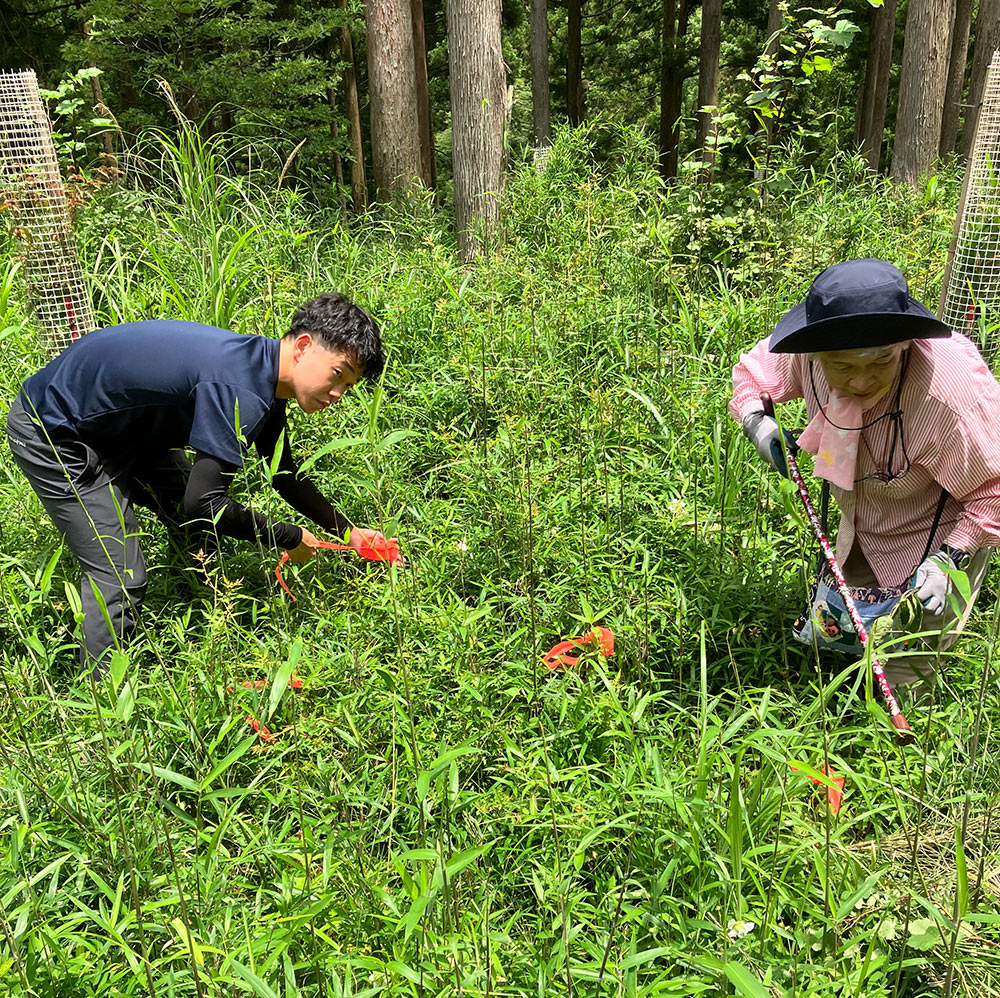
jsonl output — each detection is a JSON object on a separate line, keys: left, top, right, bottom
{"left": 760, "top": 394, "right": 915, "bottom": 746}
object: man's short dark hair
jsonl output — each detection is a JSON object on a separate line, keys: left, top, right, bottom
{"left": 287, "top": 293, "right": 385, "bottom": 381}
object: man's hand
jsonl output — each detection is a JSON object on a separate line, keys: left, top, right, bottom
{"left": 913, "top": 548, "right": 968, "bottom": 615}
{"left": 287, "top": 527, "right": 324, "bottom": 563}
{"left": 742, "top": 411, "right": 798, "bottom": 477}
{"left": 349, "top": 527, "right": 406, "bottom": 566}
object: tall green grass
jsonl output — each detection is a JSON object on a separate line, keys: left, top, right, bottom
{"left": 1, "top": 121, "right": 999, "bottom": 996}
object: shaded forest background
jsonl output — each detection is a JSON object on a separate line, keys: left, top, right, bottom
{"left": 2, "top": 0, "right": 999, "bottom": 235}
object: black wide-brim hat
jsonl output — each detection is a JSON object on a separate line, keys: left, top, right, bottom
{"left": 769, "top": 258, "right": 952, "bottom": 353}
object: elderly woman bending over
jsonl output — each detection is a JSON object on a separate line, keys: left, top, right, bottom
{"left": 731, "top": 258, "right": 1000, "bottom": 690}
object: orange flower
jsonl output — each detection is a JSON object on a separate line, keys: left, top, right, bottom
{"left": 246, "top": 713, "right": 276, "bottom": 744}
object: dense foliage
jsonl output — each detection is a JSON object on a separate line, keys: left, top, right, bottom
{"left": 2, "top": 122, "right": 1000, "bottom": 996}
{"left": 3, "top": 0, "right": 978, "bottom": 198}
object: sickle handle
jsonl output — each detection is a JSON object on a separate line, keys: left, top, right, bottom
{"left": 892, "top": 713, "right": 916, "bottom": 745}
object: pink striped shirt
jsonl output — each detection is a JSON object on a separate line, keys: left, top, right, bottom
{"left": 730, "top": 332, "right": 1000, "bottom": 587}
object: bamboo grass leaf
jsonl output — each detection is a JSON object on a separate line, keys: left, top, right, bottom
{"left": 223, "top": 957, "right": 281, "bottom": 998}
{"left": 296, "top": 437, "right": 364, "bottom": 476}
{"left": 129, "top": 764, "right": 199, "bottom": 792}
{"left": 267, "top": 638, "right": 301, "bottom": 720}
{"left": 722, "top": 961, "right": 770, "bottom": 998}
{"left": 200, "top": 734, "right": 259, "bottom": 791}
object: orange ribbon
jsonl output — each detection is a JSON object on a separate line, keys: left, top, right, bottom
{"left": 226, "top": 674, "right": 304, "bottom": 743}
{"left": 542, "top": 626, "right": 615, "bottom": 670}
{"left": 275, "top": 536, "right": 401, "bottom": 601}
{"left": 791, "top": 765, "right": 845, "bottom": 815}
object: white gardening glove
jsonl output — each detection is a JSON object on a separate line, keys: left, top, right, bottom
{"left": 913, "top": 548, "right": 968, "bottom": 615}
{"left": 742, "top": 411, "right": 799, "bottom": 478}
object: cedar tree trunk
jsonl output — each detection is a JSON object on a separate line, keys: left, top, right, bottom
{"left": 961, "top": 0, "right": 1000, "bottom": 158}
{"left": 696, "top": 0, "right": 722, "bottom": 172}
{"left": 447, "top": 0, "right": 507, "bottom": 261}
{"left": 412, "top": 0, "right": 436, "bottom": 187}
{"left": 530, "top": 0, "right": 551, "bottom": 146}
{"left": 857, "top": 0, "right": 898, "bottom": 170}
{"left": 940, "top": 0, "right": 974, "bottom": 156}
{"left": 365, "top": 0, "right": 422, "bottom": 199}
{"left": 337, "top": 0, "right": 368, "bottom": 210}
{"left": 567, "top": 0, "right": 583, "bottom": 125}
{"left": 891, "top": 0, "right": 954, "bottom": 186}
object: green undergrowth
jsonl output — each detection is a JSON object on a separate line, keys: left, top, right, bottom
{"left": 2, "top": 123, "right": 1000, "bottom": 996}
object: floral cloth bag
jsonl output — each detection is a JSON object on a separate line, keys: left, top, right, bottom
{"left": 790, "top": 484, "right": 946, "bottom": 656}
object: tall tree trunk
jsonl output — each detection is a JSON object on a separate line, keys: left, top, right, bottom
{"left": 337, "top": 0, "right": 368, "bottom": 211}
{"left": 530, "top": 0, "right": 551, "bottom": 146}
{"left": 116, "top": 50, "right": 139, "bottom": 113}
{"left": 764, "top": 0, "right": 781, "bottom": 54}
{"left": 178, "top": 35, "right": 202, "bottom": 125}
{"left": 961, "top": 0, "right": 1000, "bottom": 159}
{"left": 412, "top": 0, "right": 436, "bottom": 187}
{"left": 329, "top": 112, "right": 348, "bottom": 213}
{"left": 325, "top": 35, "right": 348, "bottom": 213}
{"left": 857, "top": 0, "right": 897, "bottom": 171}
{"left": 855, "top": 7, "right": 880, "bottom": 148}
{"left": 567, "top": 0, "right": 583, "bottom": 125}
{"left": 696, "top": 0, "right": 722, "bottom": 173}
{"left": 80, "top": 21, "right": 117, "bottom": 174}
{"left": 659, "top": 0, "right": 692, "bottom": 180}
{"left": 891, "top": 0, "right": 953, "bottom": 187}
{"left": 940, "top": 0, "right": 974, "bottom": 156}
{"left": 658, "top": 0, "right": 677, "bottom": 181}
{"left": 447, "top": 0, "right": 506, "bottom": 262}
{"left": 660, "top": 0, "right": 690, "bottom": 180}
{"left": 758, "top": 0, "right": 782, "bottom": 163}
{"left": 365, "top": 0, "right": 422, "bottom": 199}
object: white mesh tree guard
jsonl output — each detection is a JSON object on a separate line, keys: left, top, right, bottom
{"left": 940, "top": 50, "right": 1000, "bottom": 339}
{"left": 0, "top": 69, "right": 94, "bottom": 354}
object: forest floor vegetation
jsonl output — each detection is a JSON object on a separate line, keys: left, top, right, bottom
{"left": 1, "top": 123, "right": 998, "bottom": 997}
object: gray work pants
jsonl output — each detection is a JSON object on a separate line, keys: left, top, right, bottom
{"left": 5, "top": 393, "right": 194, "bottom": 675}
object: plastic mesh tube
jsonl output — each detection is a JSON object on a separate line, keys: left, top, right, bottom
{"left": 941, "top": 51, "right": 1000, "bottom": 342}
{"left": 0, "top": 68, "right": 95, "bottom": 354}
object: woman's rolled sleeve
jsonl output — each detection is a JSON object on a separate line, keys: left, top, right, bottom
{"left": 730, "top": 340, "right": 806, "bottom": 423}
{"left": 933, "top": 392, "right": 1000, "bottom": 555}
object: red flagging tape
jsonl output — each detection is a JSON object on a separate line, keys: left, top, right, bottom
{"left": 791, "top": 765, "right": 845, "bottom": 815}
{"left": 64, "top": 296, "right": 79, "bottom": 339}
{"left": 226, "top": 676, "right": 304, "bottom": 693}
{"left": 275, "top": 536, "right": 402, "bottom": 601}
{"left": 542, "top": 626, "right": 615, "bottom": 671}
{"left": 226, "top": 673, "right": 304, "bottom": 744}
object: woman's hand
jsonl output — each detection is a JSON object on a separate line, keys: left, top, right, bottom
{"left": 913, "top": 547, "right": 969, "bottom": 615}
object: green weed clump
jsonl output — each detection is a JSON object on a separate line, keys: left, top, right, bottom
{"left": 2, "top": 123, "right": 999, "bottom": 997}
